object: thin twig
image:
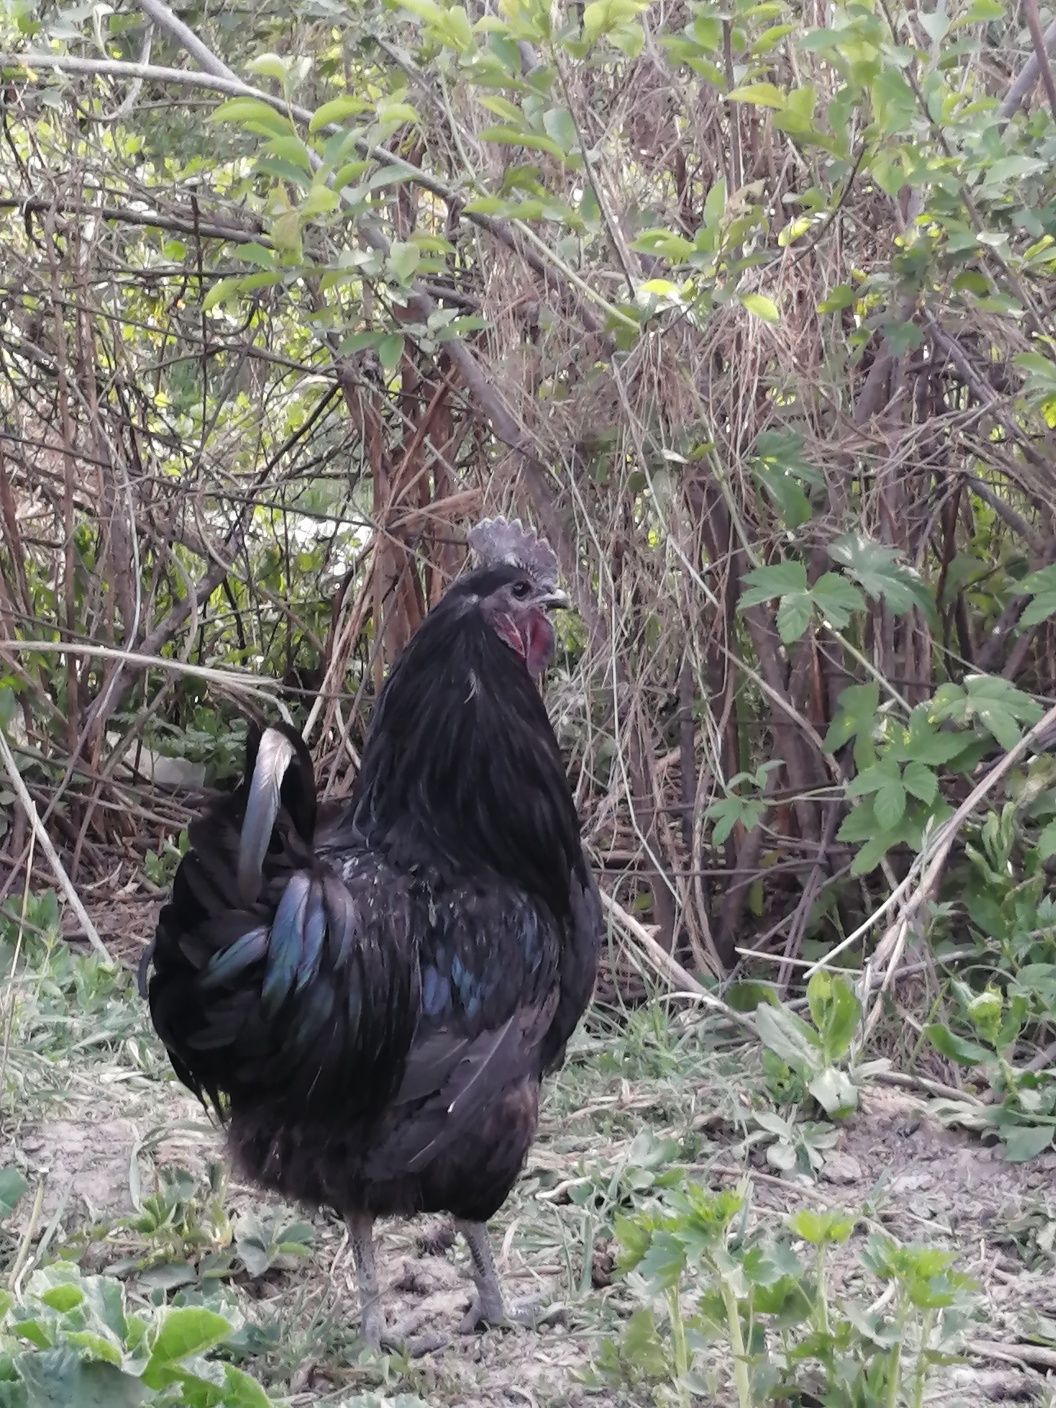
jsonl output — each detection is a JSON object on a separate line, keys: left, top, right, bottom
{"left": 0, "top": 727, "right": 112, "bottom": 962}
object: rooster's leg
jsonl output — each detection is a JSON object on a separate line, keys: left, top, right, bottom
{"left": 456, "top": 1219, "right": 540, "bottom": 1331}
{"left": 347, "top": 1213, "right": 383, "bottom": 1349}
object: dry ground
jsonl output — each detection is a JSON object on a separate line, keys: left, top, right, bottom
{"left": 5, "top": 905, "right": 1056, "bottom": 1405}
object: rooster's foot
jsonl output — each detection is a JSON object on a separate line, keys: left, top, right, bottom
{"left": 460, "top": 1289, "right": 564, "bottom": 1333}
{"left": 455, "top": 1219, "right": 565, "bottom": 1334}
{"left": 358, "top": 1307, "right": 448, "bottom": 1357}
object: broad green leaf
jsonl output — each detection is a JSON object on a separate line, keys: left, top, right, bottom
{"left": 809, "top": 1065, "right": 858, "bottom": 1117}
{"left": 874, "top": 778, "right": 906, "bottom": 830}
{"left": 902, "top": 762, "right": 938, "bottom": 804}
{"left": 925, "top": 1023, "right": 991, "bottom": 1066}
{"left": 146, "top": 1306, "right": 232, "bottom": 1371}
{"left": 378, "top": 334, "right": 404, "bottom": 375}
{"left": 827, "top": 533, "right": 932, "bottom": 618}
{"left": 1019, "top": 593, "right": 1056, "bottom": 628}
{"left": 1002, "top": 1123, "right": 1054, "bottom": 1162}
{"left": 806, "top": 971, "right": 861, "bottom": 1062}
{"left": 849, "top": 831, "right": 898, "bottom": 876}
{"left": 754, "top": 1003, "right": 823, "bottom": 1071}
{"left": 245, "top": 52, "right": 291, "bottom": 84}
{"left": 738, "top": 560, "right": 807, "bottom": 607}
{"left": 632, "top": 228, "right": 695, "bottom": 261}
{"left": 824, "top": 682, "right": 880, "bottom": 765}
{"left": 542, "top": 107, "right": 577, "bottom": 152}
{"left": 376, "top": 100, "right": 421, "bottom": 127}
{"left": 309, "top": 95, "right": 368, "bottom": 131}
{"left": 477, "top": 95, "right": 525, "bottom": 124}
{"left": 727, "top": 82, "right": 787, "bottom": 108}
{"left": 395, "top": 0, "right": 445, "bottom": 19}
{"left": 0, "top": 1166, "right": 28, "bottom": 1216}
{"left": 811, "top": 572, "right": 865, "bottom": 628}
{"left": 753, "top": 460, "right": 812, "bottom": 528}
{"left": 209, "top": 98, "right": 291, "bottom": 139}
{"left": 740, "top": 292, "right": 780, "bottom": 322}
{"left": 201, "top": 277, "right": 242, "bottom": 312}
{"left": 1014, "top": 565, "right": 1056, "bottom": 627}
{"left": 777, "top": 591, "right": 812, "bottom": 642}
{"left": 387, "top": 240, "right": 420, "bottom": 282}
{"left": 479, "top": 127, "right": 567, "bottom": 161}
{"left": 918, "top": 8, "right": 950, "bottom": 43}
{"left": 1038, "top": 820, "right": 1056, "bottom": 861}
{"left": 788, "top": 1209, "right": 855, "bottom": 1246}
{"left": 960, "top": 675, "right": 1041, "bottom": 750}
{"left": 15, "top": 1350, "right": 146, "bottom": 1408}
{"left": 300, "top": 185, "right": 339, "bottom": 218}
{"left": 217, "top": 1364, "right": 273, "bottom": 1407}
{"left": 637, "top": 1230, "right": 686, "bottom": 1289}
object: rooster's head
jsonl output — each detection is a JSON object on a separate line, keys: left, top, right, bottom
{"left": 462, "top": 516, "right": 570, "bottom": 676}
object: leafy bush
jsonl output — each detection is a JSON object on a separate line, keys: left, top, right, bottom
{"left": 602, "top": 1184, "right": 976, "bottom": 1407}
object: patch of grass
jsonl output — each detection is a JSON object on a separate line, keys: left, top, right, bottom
{"left": 2, "top": 894, "right": 1051, "bottom": 1405}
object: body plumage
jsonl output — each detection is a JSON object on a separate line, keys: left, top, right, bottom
{"left": 143, "top": 522, "right": 601, "bottom": 1343}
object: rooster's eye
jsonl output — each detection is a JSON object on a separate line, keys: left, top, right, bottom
{"left": 511, "top": 580, "right": 531, "bottom": 600}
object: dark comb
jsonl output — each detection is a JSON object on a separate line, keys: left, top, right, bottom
{"left": 467, "top": 517, "right": 559, "bottom": 591}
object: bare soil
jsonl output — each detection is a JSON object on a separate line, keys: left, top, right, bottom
{"left": 11, "top": 1064, "right": 1056, "bottom": 1405}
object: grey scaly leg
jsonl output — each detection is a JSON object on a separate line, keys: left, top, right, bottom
{"left": 348, "top": 1214, "right": 449, "bottom": 1357}
{"left": 347, "top": 1213, "right": 383, "bottom": 1349}
{"left": 457, "top": 1219, "right": 545, "bottom": 1331}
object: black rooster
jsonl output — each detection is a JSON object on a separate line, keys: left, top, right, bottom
{"left": 142, "top": 518, "right": 601, "bottom": 1346}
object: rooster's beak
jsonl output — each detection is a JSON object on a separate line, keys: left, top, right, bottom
{"left": 539, "top": 589, "right": 571, "bottom": 611}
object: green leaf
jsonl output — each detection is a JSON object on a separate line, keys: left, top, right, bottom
{"left": 145, "top": 1307, "right": 232, "bottom": 1380}
{"left": 479, "top": 127, "right": 567, "bottom": 161}
{"left": 265, "top": 134, "right": 314, "bottom": 171}
{"left": 727, "top": 83, "right": 787, "bottom": 109}
{"left": 754, "top": 1003, "right": 823, "bottom": 1072}
{"left": 776, "top": 591, "right": 812, "bottom": 643}
{"left": 902, "top": 761, "right": 938, "bottom": 804}
{"left": 874, "top": 778, "right": 906, "bottom": 830}
{"left": 209, "top": 98, "right": 291, "bottom": 139}
{"left": 849, "top": 832, "right": 897, "bottom": 876}
{"left": 824, "top": 682, "right": 880, "bottom": 766}
{"left": 806, "top": 971, "right": 861, "bottom": 1063}
{"left": 245, "top": 52, "right": 290, "bottom": 84}
{"left": 827, "top": 533, "right": 932, "bottom": 618}
{"left": 706, "top": 796, "right": 757, "bottom": 848}
{"left": 925, "top": 1022, "right": 991, "bottom": 1066}
{"left": 811, "top": 572, "right": 865, "bottom": 628}
{"left": 387, "top": 240, "right": 420, "bottom": 282}
{"left": 1001, "top": 1123, "right": 1054, "bottom": 1162}
{"left": 918, "top": 8, "right": 950, "bottom": 44}
{"left": 542, "top": 107, "right": 577, "bottom": 152}
{"left": 300, "top": 185, "right": 339, "bottom": 218}
{"left": 15, "top": 1350, "right": 146, "bottom": 1408}
{"left": 0, "top": 1166, "right": 28, "bottom": 1216}
{"left": 738, "top": 560, "right": 807, "bottom": 607}
{"left": 739, "top": 292, "right": 780, "bottom": 322}
{"left": 376, "top": 99, "right": 421, "bottom": 126}
{"left": 1014, "top": 565, "right": 1056, "bottom": 627}
{"left": 309, "top": 95, "right": 368, "bottom": 131}
{"left": 788, "top": 1209, "right": 855, "bottom": 1246}
{"left": 1038, "top": 820, "right": 1056, "bottom": 861}
{"left": 637, "top": 1230, "right": 687, "bottom": 1289}
{"left": 378, "top": 334, "right": 404, "bottom": 375}
{"left": 632, "top": 228, "right": 695, "bottom": 262}
{"left": 1019, "top": 593, "right": 1056, "bottom": 628}
{"left": 217, "top": 1364, "right": 273, "bottom": 1407}
{"left": 962, "top": 675, "right": 1041, "bottom": 750}
{"left": 809, "top": 1065, "right": 858, "bottom": 1117}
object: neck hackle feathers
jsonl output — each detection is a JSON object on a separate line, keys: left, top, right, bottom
{"left": 467, "top": 517, "right": 559, "bottom": 592}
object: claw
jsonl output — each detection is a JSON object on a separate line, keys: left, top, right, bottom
{"left": 456, "top": 1219, "right": 564, "bottom": 1334}
{"left": 459, "top": 1290, "right": 558, "bottom": 1334}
